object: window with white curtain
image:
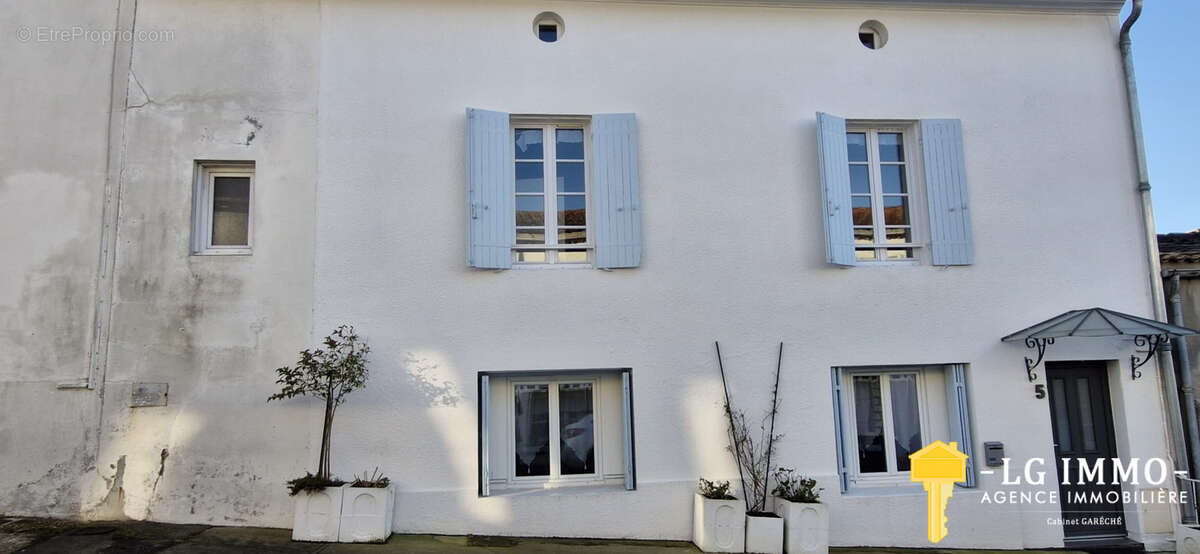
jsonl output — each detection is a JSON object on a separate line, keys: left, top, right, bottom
{"left": 836, "top": 366, "right": 952, "bottom": 489}
{"left": 480, "top": 370, "right": 635, "bottom": 495}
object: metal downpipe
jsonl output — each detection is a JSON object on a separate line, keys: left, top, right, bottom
{"left": 1119, "top": 0, "right": 1194, "bottom": 522}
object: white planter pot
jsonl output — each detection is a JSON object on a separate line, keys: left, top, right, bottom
{"left": 745, "top": 512, "right": 784, "bottom": 554}
{"left": 338, "top": 485, "right": 395, "bottom": 543}
{"left": 774, "top": 497, "right": 828, "bottom": 554}
{"left": 1177, "top": 523, "right": 1200, "bottom": 553}
{"left": 692, "top": 493, "right": 745, "bottom": 553}
{"left": 292, "top": 486, "right": 345, "bottom": 542}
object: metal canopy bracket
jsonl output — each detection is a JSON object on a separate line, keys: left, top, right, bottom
{"left": 1131, "top": 334, "right": 1167, "bottom": 380}
{"left": 1003, "top": 307, "right": 1199, "bottom": 387}
{"left": 1023, "top": 337, "right": 1054, "bottom": 382}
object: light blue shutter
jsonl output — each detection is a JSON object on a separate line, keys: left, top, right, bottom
{"left": 816, "top": 113, "right": 856, "bottom": 266}
{"left": 591, "top": 113, "right": 642, "bottom": 269}
{"left": 466, "top": 108, "right": 514, "bottom": 269}
{"left": 479, "top": 374, "right": 490, "bottom": 497}
{"left": 946, "top": 364, "right": 976, "bottom": 488}
{"left": 920, "top": 119, "right": 974, "bottom": 266}
{"left": 830, "top": 368, "right": 850, "bottom": 492}
{"left": 621, "top": 370, "right": 636, "bottom": 491}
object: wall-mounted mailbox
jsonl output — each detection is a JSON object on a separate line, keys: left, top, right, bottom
{"left": 984, "top": 441, "right": 1004, "bottom": 467}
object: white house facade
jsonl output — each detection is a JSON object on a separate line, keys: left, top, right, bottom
{"left": 1, "top": 0, "right": 1186, "bottom": 549}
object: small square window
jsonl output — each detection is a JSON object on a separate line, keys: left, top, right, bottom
{"left": 192, "top": 161, "right": 254, "bottom": 255}
{"left": 538, "top": 24, "right": 558, "bottom": 43}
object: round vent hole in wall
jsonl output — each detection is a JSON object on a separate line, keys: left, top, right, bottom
{"left": 859, "top": 20, "right": 888, "bottom": 50}
{"left": 534, "top": 12, "right": 564, "bottom": 43}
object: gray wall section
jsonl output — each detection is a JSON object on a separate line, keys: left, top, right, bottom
{"left": 1164, "top": 263, "right": 1200, "bottom": 412}
{"left": 0, "top": 0, "right": 319, "bottom": 523}
{"left": 0, "top": 0, "right": 117, "bottom": 517}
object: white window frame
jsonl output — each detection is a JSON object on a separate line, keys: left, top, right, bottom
{"left": 841, "top": 367, "right": 931, "bottom": 487}
{"left": 506, "top": 376, "right": 603, "bottom": 485}
{"left": 845, "top": 123, "right": 924, "bottom": 263}
{"left": 511, "top": 117, "right": 592, "bottom": 267}
{"left": 191, "top": 161, "right": 254, "bottom": 255}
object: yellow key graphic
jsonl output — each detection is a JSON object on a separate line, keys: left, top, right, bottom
{"left": 909, "top": 440, "right": 968, "bottom": 543}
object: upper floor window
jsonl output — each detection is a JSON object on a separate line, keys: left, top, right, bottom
{"left": 847, "top": 127, "right": 917, "bottom": 261}
{"left": 192, "top": 161, "right": 254, "bottom": 255}
{"left": 467, "top": 108, "right": 641, "bottom": 270}
{"left": 815, "top": 113, "right": 973, "bottom": 267}
{"left": 514, "top": 123, "right": 589, "bottom": 265}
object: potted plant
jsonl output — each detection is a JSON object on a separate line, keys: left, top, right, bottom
{"left": 268, "top": 325, "right": 370, "bottom": 542}
{"left": 693, "top": 478, "right": 745, "bottom": 553}
{"left": 716, "top": 341, "right": 785, "bottom": 554}
{"left": 772, "top": 468, "right": 827, "bottom": 554}
{"left": 338, "top": 468, "right": 395, "bottom": 543}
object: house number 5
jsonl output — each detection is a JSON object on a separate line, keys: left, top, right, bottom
{"left": 1034, "top": 384, "right": 1046, "bottom": 399}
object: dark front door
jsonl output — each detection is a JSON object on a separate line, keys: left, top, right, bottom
{"left": 1046, "top": 361, "right": 1126, "bottom": 540}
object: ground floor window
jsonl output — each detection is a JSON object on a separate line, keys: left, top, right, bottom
{"left": 479, "top": 369, "right": 634, "bottom": 496}
{"left": 832, "top": 364, "right": 975, "bottom": 491}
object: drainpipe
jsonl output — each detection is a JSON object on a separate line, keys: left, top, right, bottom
{"left": 1119, "top": 0, "right": 1194, "bottom": 521}
{"left": 1168, "top": 273, "right": 1200, "bottom": 480}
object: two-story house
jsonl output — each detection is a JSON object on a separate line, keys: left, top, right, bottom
{"left": 1, "top": 0, "right": 1187, "bottom": 549}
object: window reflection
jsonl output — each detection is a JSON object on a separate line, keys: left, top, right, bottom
{"left": 514, "top": 384, "right": 550, "bottom": 477}
{"left": 559, "top": 383, "right": 594, "bottom": 475}
{"left": 853, "top": 375, "right": 886, "bottom": 473}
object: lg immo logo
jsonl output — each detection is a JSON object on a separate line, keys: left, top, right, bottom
{"left": 979, "top": 457, "right": 1189, "bottom": 505}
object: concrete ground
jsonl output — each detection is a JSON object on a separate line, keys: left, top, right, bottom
{"left": 0, "top": 517, "right": 1101, "bottom": 553}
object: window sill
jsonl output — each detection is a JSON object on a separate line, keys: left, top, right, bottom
{"left": 843, "top": 483, "right": 979, "bottom": 497}
{"left": 192, "top": 249, "right": 252, "bottom": 256}
{"left": 486, "top": 481, "right": 628, "bottom": 498}
{"left": 511, "top": 263, "right": 593, "bottom": 270}
{"left": 855, "top": 259, "right": 920, "bottom": 267}
{"left": 843, "top": 483, "right": 925, "bottom": 497}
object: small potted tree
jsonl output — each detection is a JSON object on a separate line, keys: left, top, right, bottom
{"left": 693, "top": 478, "right": 745, "bottom": 553}
{"left": 772, "top": 468, "right": 827, "bottom": 554}
{"left": 338, "top": 467, "right": 395, "bottom": 543}
{"left": 268, "top": 325, "right": 371, "bottom": 542}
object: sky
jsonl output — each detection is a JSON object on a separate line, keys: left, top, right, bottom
{"left": 1123, "top": 0, "right": 1199, "bottom": 233}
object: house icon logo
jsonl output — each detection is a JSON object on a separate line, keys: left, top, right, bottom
{"left": 910, "top": 440, "right": 969, "bottom": 543}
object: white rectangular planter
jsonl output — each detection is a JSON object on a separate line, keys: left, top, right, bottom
{"left": 1177, "top": 523, "right": 1200, "bottom": 553}
{"left": 338, "top": 485, "right": 395, "bottom": 543}
{"left": 745, "top": 512, "right": 784, "bottom": 554}
{"left": 774, "top": 497, "right": 828, "bottom": 554}
{"left": 292, "top": 485, "right": 345, "bottom": 542}
{"left": 693, "top": 493, "right": 745, "bottom": 553}
{"left": 746, "top": 512, "right": 784, "bottom": 554}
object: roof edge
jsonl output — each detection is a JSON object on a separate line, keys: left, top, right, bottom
{"left": 569, "top": 0, "right": 1124, "bottom": 15}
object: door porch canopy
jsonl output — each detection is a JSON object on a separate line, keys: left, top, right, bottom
{"left": 1002, "top": 307, "right": 1198, "bottom": 381}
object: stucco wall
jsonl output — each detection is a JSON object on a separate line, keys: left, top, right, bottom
{"left": 312, "top": 1, "right": 1167, "bottom": 548}
{"left": 0, "top": 0, "right": 1178, "bottom": 549}
{"left": 0, "top": 0, "right": 116, "bottom": 518}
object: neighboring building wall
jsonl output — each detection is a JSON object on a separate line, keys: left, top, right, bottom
{"left": 0, "top": 0, "right": 320, "bottom": 526}
{"left": 0, "top": 0, "right": 115, "bottom": 518}
{"left": 0, "top": 0, "right": 1176, "bottom": 550}
{"left": 1163, "top": 262, "right": 1200, "bottom": 413}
